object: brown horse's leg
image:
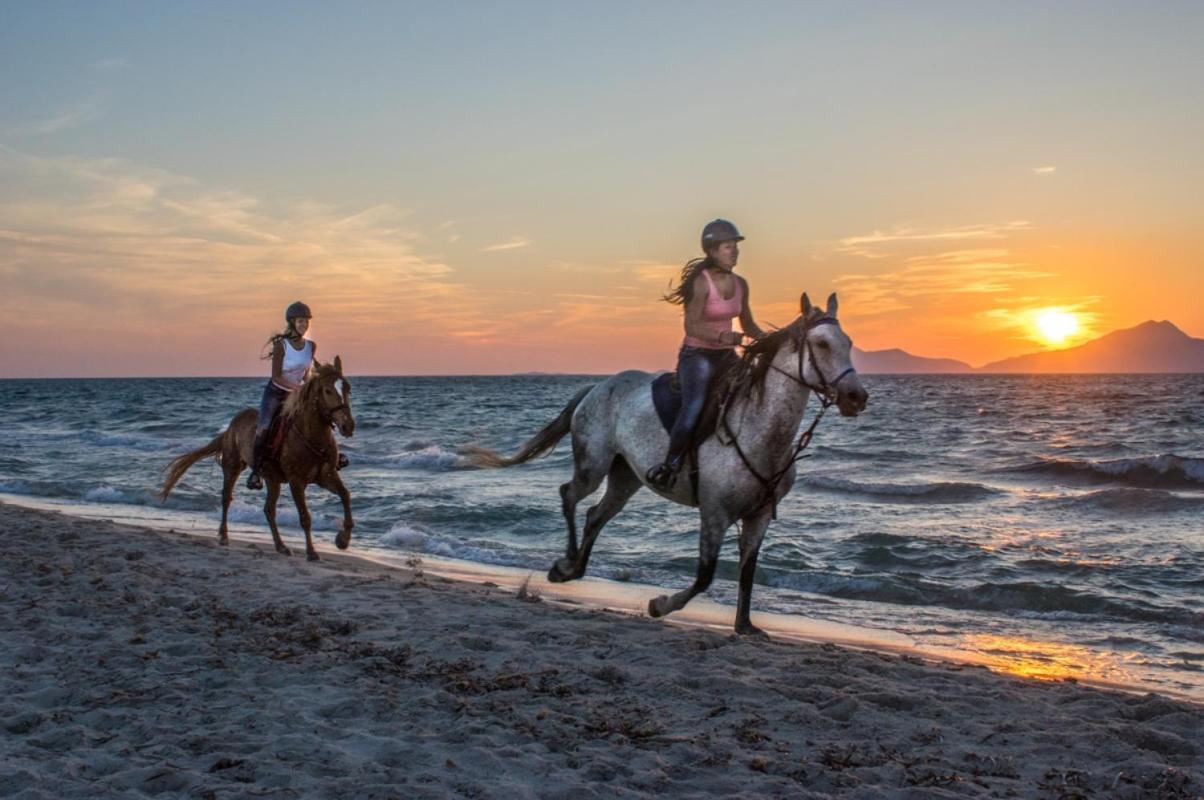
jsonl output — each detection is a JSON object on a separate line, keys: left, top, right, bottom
{"left": 318, "top": 471, "right": 354, "bottom": 551}
{"left": 648, "top": 509, "right": 730, "bottom": 619}
{"left": 564, "top": 458, "right": 642, "bottom": 581}
{"left": 734, "top": 510, "right": 773, "bottom": 637}
{"left": 218, "top": 464, "right": 237, "bottom": 546}
{"left": 264, "top": 480, "right": 291, "bottom": 556}
{"left": 289, "top": 480, "right": 318, "bottom": 561}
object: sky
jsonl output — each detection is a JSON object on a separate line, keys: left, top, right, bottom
{"left": 2, "top": 1, "right": 1202, "bottom": 376}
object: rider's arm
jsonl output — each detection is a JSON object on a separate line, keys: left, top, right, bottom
{"left": 737, "top": 276, "right": 765, "bottom": 341}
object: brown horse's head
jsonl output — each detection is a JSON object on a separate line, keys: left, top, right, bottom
{"left": 287, "top": 356, "right": 355, "bottom": 437}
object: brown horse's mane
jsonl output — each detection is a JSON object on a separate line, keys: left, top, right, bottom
{"left": 282, "top": 363, "right": 342, "bottom": 420}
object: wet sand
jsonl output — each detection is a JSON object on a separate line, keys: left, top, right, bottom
{"left": 1, "top": 501, "right": 1200, "bottom": 798}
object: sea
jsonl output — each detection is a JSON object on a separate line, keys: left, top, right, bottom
{"left": 1, "top": 374, "right": 1201, "bottom": 701}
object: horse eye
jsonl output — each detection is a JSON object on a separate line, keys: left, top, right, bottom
{"left": 818, "top": 341, "right": 830, "bottom": 349}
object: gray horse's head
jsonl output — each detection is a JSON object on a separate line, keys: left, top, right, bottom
{"left": 799, "top": 292, "right": 868, "bottom": 417}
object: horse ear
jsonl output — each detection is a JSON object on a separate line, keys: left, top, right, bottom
{"left": 826, "top": 292, "right": 838, "bottom": 317}
{"left": 333, "top": 355, "right": 342, "bottom": 375}
{"left": 801, "top": 292, "right": 813, "bottom": 316}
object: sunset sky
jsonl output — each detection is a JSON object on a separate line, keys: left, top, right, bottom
{"left": 2, "top": 1, "right": 1202, "bottom": 377}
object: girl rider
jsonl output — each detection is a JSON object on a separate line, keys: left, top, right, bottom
{"left": 646, "top": 219, "right": 764, "bottom": 490}
{"left": 246, "top": 301, "right": 317, "bottom": 490}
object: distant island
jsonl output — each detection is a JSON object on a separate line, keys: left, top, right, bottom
{"left": 853, "top": 320, "right": 1204, "bottom": 374}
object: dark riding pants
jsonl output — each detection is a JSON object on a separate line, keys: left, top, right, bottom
{"left": 664, "top": 345, "right": 739, "bottom": 465}
{"left": 251, "top": 381, "right": 290, "bottom": 471}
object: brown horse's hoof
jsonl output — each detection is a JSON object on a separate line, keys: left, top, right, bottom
{"left": 335, "top": 530, "right": 351, "bottom": 550}
{"left": 648, "top": 595, "right": 669, "bottom": 618}
{"left": 218, "top": 537, "right": 229, "bottom": 547}
{"left": 276, "top": 544, "right": 292, "bottom": 556}
{"left": 307, "top": 551, "right": 320, "bottom": 562}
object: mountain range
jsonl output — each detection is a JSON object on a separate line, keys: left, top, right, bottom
{"left": 852, "top": 321, "right": 1204, "bottom": 374}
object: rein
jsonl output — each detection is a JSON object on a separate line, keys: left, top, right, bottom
{"left": 718, "top": 317, "right": 855, "bottom": 519}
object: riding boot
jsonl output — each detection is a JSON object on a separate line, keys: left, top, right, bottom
{"left": 246, "top": 430, "right": 268, "bottom": 490}
{"left": 646, "top": 454, "right": 684, "bottom": 490}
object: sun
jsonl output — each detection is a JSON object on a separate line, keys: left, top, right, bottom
{"left": 1033, "top": 308, "right": 1080, "bottom": 346}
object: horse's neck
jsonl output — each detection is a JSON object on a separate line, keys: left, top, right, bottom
{"left": 287, "top": 395, "right": 326, "bottom": 442}
{"left": 728, "top": 349, "right": 811, "bottom": 463}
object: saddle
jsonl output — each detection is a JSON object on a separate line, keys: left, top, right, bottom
{"left": 651, "top": 358, "right": 741, "bottom": 442}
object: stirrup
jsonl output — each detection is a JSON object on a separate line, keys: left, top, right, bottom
{"left": 645, "top": 461, "right": 680, "bottom": 490}
{"left": 246, "top": 471, "right": 264, "bottom": 491}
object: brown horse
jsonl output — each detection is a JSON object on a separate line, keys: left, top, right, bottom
{"left": 160, "top": 357, "right": 356, "bottom": 560}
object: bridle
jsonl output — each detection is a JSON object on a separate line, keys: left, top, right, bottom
{"left": 719, "top": 315, "right": 857, "bottom": 518}
{"left": 285, "top": 376, "right": 351, "bottom": 461}
{"left": 768, "top": 316, "right": 858, "bottom": 400}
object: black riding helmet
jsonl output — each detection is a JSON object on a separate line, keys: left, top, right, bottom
{"left": 285, "top": 301, "right": 312, "bottom": 322}
{"left": 700, "top": 219, "right": 744, "bottom": 253}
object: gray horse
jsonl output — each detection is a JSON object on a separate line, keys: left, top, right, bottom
{"left": 468, "top": 293, "right": 867, "bottom": 635}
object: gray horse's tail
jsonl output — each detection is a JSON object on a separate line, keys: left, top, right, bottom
{"left": 463, "top": 385, "right": 593, "bottom": 468}
{"left": 159, "top": 433, "right": 224, "bottom": 500}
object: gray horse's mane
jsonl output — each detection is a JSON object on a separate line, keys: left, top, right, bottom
{"left": 733, "top": 305, "right": 828, "bottom": 400}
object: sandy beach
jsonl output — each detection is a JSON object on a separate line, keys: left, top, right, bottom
{"left": 1, "top": 501, "right": 1200, "bottom": 799}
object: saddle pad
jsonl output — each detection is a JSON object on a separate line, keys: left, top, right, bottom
{"left": 651, "top": 372, "right": 681, "bottom": 434}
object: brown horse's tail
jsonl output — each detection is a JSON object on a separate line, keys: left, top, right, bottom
{"left": 159, "top": 433, "right": 225, "bottom": 500}
{"left": 462, "top": 385, "right": 593, "bottom": 468}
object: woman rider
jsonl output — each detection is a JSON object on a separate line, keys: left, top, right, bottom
{"left": 246, "top": 301, "right": 317, "bottom": 490}
{"left": 646, "top": 219, "right": 765, "bottom": 489}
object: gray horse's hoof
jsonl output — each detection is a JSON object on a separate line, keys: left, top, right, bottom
{"left": 546, "top": 558, "right": 574, "bottom": 583}
{"left": 648, "top": 595, "right": 669, "bottom": 618}
{"left": 735, "top": 621, "right": 769, "bottom": 639}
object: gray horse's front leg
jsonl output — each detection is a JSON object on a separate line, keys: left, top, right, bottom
{"left": 735, "top": 509, "right": 773, "bottom": 637}
{"left": 648, "top": 510, "right": 731, "bottom": 618}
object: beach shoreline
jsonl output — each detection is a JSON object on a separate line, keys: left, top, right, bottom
{"left": 2, "top": 500, "right": 1200, "bottom": 798}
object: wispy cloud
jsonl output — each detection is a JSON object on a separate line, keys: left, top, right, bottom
{"left": 828, "top": 221, "right": 1052, "bottom": 319}
{"left": 833, "top": 221, "right": 1032, "bottom": 259}
{"left": 90, "top": 57, "right": 130, "bottom": 72}
{"left": 0, "top": 145, "right": 489, "bottom": 346}
{"left": 1032, "top": 166, "right": 1057, "bottom": 175}
{"left": 480, "top": 236, "right": 530, "bottom": 253}
{"left": 4, "top": 94, "right": 107, "bottom": 136}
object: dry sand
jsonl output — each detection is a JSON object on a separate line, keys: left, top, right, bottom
{"left": 1, "top": 501, "right": 1200, "bottom": 799}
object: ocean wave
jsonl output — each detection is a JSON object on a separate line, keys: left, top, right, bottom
{"left": 1006, "top": 453, "right": 1204, "bottom": 489}
{"left": 358, "top": 443, "right": 467, "bottom": 471}
{"left": 798, "top": 475, "right": 1000, "bottom": 503}
{"left": 766, "top": 571, "right": 1199, "bottom": 626}
{"left": 381, "top": 523, "right": 536, "bottom": 568}
{"left": 223, "top": 499, "right": 340, "bottom": 531}
{"left": 1047, "top": 487, "right": 1204, "bottom": 514}
{"left": 79, "top": 430, "right": 177, "bottom": 453}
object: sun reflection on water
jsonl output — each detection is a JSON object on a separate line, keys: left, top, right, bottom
{"left": 963, "top": 634, "right": 1136, "bottom": 685}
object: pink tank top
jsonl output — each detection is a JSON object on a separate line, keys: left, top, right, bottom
{"left": 682, "top": 268, "right": 743, "bottom": 349}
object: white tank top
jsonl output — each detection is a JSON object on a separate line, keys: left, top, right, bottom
{"left": 275, "top": 339, "right": 314, "bottom": 390}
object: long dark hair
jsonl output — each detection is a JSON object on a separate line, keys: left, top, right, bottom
{"left": 663, "top": 256, "right": 714, "bottom": 306}
{"left": 260, "top": 320, "right": 304, "bottom": 360}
